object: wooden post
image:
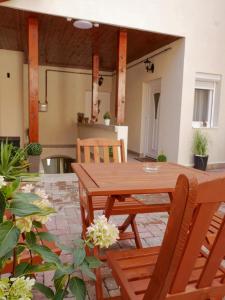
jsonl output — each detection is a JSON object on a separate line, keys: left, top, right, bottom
{"left": 28, "top": 17, "right": 39, "bottom": 142}
{"left": 92, "top": 53, "right": 99, "bottom": 122}
{"left": 116, "top": 30, "right": 127, "bottom": 125}
{"left": 91, "top": 27, "right": 99, "bottom": 122}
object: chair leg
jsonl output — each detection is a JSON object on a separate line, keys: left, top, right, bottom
{"left": 94, "top": 246, "right": 104, "bottom": 300}
{"left": 118, "top": 215, "right": 142, "bottom": 248}
{"left": 131, "top": 218, "right": 142, "bottom": 248}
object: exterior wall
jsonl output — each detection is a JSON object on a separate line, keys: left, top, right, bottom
{"left": 0, "top": 49, "right": 24, "bottom": 143}
{"left": 125, "top": 39, "right": 185, "bottom": 162}
{"left": 23, "top": 65, "right": 113, "bottom": 146}
{"left": 2, "top": 0, "right": 225, "bottom": 165}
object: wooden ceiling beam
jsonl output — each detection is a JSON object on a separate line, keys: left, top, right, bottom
{"left": 116, "top": 29, "right": 127, "bottom": 125}
{"left": 28, "top": 17, "right": 39, "bottom": 142}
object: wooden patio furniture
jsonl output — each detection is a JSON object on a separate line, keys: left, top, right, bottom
{"left": 76, "top": 138, "right": 170, "bottom": 249}
{"left": 106, "top": 174, "right": 225, "bottom": 300}
{"left": 72, "top": 161, "right": 217, "bottom": 300}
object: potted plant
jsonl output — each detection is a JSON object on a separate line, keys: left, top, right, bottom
{"left": 193, "top": 130, "right": 208, "bottom": 170}
{"left": 27, "top": 143, "right": 42, "bottom": 173}
{"left": 103, "top": 112, "right": 111, "bottom": 126}
{"left": 157, "top": 152, "right": 167, "bottom": 162}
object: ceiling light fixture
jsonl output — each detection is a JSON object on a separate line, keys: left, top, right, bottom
{"left": 73, "top": 20, "right": 93, "bottom": 29}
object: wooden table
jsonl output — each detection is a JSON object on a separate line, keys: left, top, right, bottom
{"left": 72, "top": 162, "right": 215, "bottom": 300}
{"left": 72, "top": 162, "right": 213, "bottom": 197}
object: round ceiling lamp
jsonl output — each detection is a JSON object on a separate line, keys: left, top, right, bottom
{"left": 73, "top": 20, "right": 93, "bottom": 29}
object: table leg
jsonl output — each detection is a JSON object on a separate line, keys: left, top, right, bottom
{"left": 87, "top": 196, "right": 104, "bottom": 300}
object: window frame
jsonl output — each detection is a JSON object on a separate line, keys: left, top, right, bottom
{"left": 192, "top": 73, "right": 221, "bottom": 129}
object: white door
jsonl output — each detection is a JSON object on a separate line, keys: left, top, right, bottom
{"left": 84, "top": 91, "right": 111, "bottom": 123}
{"left": 141, "top": 79, "right": 161, "bottom": 158}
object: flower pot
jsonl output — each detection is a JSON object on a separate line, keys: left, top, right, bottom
{"left": 28, "top": 155, "right": 40, "bottom": 173}
{"left": 194, "top": 155, "right": 208, "bottom": 171}
{"left": 104, "top": 119, "right": 110, "bottom": 126}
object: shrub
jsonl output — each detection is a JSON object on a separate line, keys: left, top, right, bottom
{"left": 103, "top": 112, "right": 111, "bottom": 120}
{"left": 157, "top": 153, "right": 167, "bottom": 162}
{"left": 27, "top": 143, "right": 42, "bottom": 156}
{"left": 193, "top": 130, "right": 208, "bottom": 156}
{"left": 0, "top": 141, "right": 30, "bottom": 180}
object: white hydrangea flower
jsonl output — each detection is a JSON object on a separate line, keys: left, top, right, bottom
{"left": 32, "top": 198, "right": 53, "bottom": 224}
{"left": 86, "top": 215, "right": 119, "bottom": 248}
{"left": 16, "top": 216, "right": 33, "bottom": 233}
{"left": 0, "top": 176, "right": 6, "bottom": 188}
{"left": 34, "top": 188, "right": 49, "bottom": 200}
{"left": 0, "top": 278, "right": 10, "bottom": 299}
{"left": 21, "top": 184, "right": 34, "bottom": 193}
{"left": 9, "top": 276, "right": 35, "bottom": 300}
{"left": 0, "top": 277, "right": 35, "bottom": 300}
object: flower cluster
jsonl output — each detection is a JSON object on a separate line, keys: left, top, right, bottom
{"left": 0, "top": 176, "right": 6, "bottom": 189}
{"left": 16, "top": 184, "right": 54, "bottom": 233}
{"left": 86, "top": 215, "right": 119, "bottom": 248}
{"left": 0, "top": 276, "right": 35, "bottom": 300}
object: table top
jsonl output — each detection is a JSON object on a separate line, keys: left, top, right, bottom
{"left": 72, "top": 162, "right": 214, "bottom": 196}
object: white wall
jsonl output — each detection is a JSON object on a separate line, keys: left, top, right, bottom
{"left": 2, "top": 0, "right": 225, "bottom": 165}
{"left": 125, "top": 40, "right": 185, "bottom": 162}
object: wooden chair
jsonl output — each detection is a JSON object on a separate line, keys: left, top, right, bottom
{"left": 76, "top": 138, "right": 170, "bottom": 249}
{"left": 107, "top": 174, "right": 225, "bottom": 300}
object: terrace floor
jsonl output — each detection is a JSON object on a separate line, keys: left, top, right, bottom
{"left": 33, "top": 169, "right": 225, "bottom": 299}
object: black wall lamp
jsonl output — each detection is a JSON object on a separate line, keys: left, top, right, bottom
{"left": 98, "top": 75, "right": 104, "bottom": 86}
{"left": 144, "top": 58, "right": 154, "bottom": 73}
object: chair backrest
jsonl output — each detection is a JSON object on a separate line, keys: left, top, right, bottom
{"left": 76, "top": 138, "right": 125, "bottom": 163}
{"left": 144, "top": 174, "right": 225, "bottom": 300}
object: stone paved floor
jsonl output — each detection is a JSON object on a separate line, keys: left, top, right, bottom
{"left": 33, "top": 171, "right": 225, "bottom": 299}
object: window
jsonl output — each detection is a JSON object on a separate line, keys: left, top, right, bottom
{"left": 192, "top": 73, "right": 221, "bottom": 128}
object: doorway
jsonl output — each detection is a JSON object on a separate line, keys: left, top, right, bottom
{"left": 141, "top": 79, "right": 161, "bottom": 158}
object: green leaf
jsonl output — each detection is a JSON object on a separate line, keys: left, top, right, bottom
{"left": 27, "top": 262, "right": 57, "bottom": 273}
{"left": 74, "top": 247, "right": 86, "bottom": 266}
{"left": 0, "top": 250, "right": 13, "bottom": 269}
{"left": 74, "top": 239, "right": 85, "bottom": 247}
{"left": 0, "top": 191, "right": 6, "bottom": 223}
{"left": 53, "top": 290, "right": 64, "bottom": 300}
{"left": 0, "top": 221, "right": 20, "bottom": 258}
{"left": 16, "top": 244, "right": 26, "bottom": 255}
{"left": 9, "top": 199, "right": 42, "bottom": 217}
{"left": 29, "top": 244, "right": 62, "bottom": 269}
{"left": 13, "top": 192, "right": 40, "bottom": 202}
{"left": 53, "top": 265, "right": 74, "bottom": 280}
{"left": 80, "top": 261, "right": 96, "bottom": 280}
{"left": 69, "top": 277, "right": 86, "bottom": 300}
{"left": 15, "top": 262, "right": 30, "bottom": 276}
{"left": 32, "top": 221, "right": 43, "bottom": 228}
{"left": 38, "top": 231, "right": 58, "bottom": 242}
{"left": 54, "top": 275, "right": 68, "bottom": 292}
{"left": 34, "top": 282, "right": 55, "bottom": 299}
{"left": 26, "top": 231, "right": 37, "bottom": 245}
{"left": 15, "top": 262, "right": 56, "bottom": 276}
{"left": 85, "top": 256, "right": 102, "bottom": 268}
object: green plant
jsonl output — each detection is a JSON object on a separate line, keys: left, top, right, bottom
{"left": 0, "top": 176, "right": 119, "bottom": 299}
{"left": 0, "top": 179, "right": 105, "bottom": 300}
{"left": 193, "top": 130, "right": 208, "bottom": 156}
{"left": 27, "top": 143, "right": 42, "bottom": 156}
{"left": 157, "top": 153, "right": 167, "bottom": 162}
{"left": 0, "top": 141, "right": 30, "bottom": 180}
{"left": 103, "top": 112, "right": 111, "bottom": 120}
